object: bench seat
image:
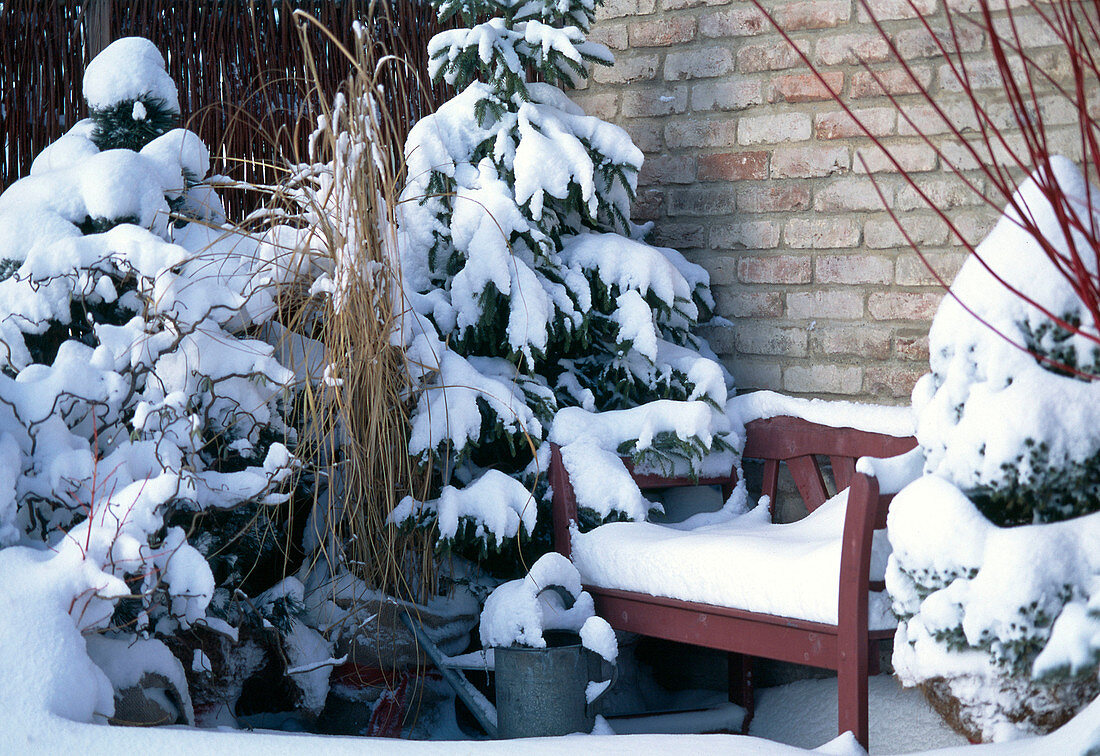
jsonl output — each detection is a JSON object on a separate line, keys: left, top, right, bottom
{"left": 570, "top": 489, "right": 896, "bottom": 631}
{"left": 550, "top": 414, "right": 919, "bottom": 750}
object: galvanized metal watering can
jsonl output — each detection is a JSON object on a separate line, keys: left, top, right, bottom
{"left": 495, "top": 629, "right": 616, "bottom": 738}
{"left": 400, "top": 597, "right": 616, "bottom": 739}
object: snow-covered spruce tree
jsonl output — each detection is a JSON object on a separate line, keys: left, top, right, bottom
{"left": 886, "top": 157, "right": 1100, "bottom": 741}
{"left": 392, "top": 0, "right": 739, "bottom": 571}
{"left": 0, "top": 38, "right": 324, "bottom": 722}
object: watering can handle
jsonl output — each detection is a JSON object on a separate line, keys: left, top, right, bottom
{"left": 536, "top": 584, "right": 576, "bottom": 610}
{"left": 586, "top": 655, "right": 618, "bottom": 715}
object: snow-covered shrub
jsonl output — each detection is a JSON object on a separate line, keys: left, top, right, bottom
{"left": 888, "top": 157, "right": 1100, "bottom": 741}
{"left": 0, "top": 37, "right": 317, "bottom": 719}
{"left": 393, "top": 0, "right": 738, "bottom": 569}
{"left": 914, "top": 157, "right": 1100, "bottom": 528}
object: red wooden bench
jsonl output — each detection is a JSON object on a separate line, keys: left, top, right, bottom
{"left": 549, "top": 415, "right": 917, "bottom": 749}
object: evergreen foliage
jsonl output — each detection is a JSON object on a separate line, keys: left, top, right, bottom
{"left": 970, "top": 434, "right": 1100, "bottom": 527}
{"left": 395, "top": 0, "right": 736, "bottom": 571}
{"left": 962, "top": 316, "right": 1100, "bottom": 527}
{"left": 430, "top": 0, "right": 608, "bottom": 99}
{"left": 89, "top": 96, "right": 180, "bottom": 152}
{"left": 1022, "top": 315, "right": 1100, "bottom": 381}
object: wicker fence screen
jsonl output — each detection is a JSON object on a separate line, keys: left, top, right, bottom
{"left": 1, "top": 2, "right": 88, "bottom": 194}
{"left": 1, "top": 0, "right": 448, "bottom": 218}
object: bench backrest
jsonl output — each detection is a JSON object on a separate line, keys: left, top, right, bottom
{"left": 549, "top": 415, "right": 917, "bottom": 558}
{"left": 743, "top": 416, "right": 917, "bottom": 518}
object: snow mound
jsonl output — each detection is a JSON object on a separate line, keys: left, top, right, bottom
{"left": 572, "top": 489, "right": 896, "bottom": 628}
{"left": 0, "top": 547, "right": 117, "bottom": 729}
{"left": 552, "top": 400, "right": 725, "bottom": 456}
{"left": 731, "top": 390, "right": 914, "bottom": 438}
{"left": 550, "top": 399, "right": 738, "bottom": 522}
{"left": 391, "top": 468, "right": 537, "bottom": 546}
{"left": 480, "top": 552, "right": 618, "bottom": 669}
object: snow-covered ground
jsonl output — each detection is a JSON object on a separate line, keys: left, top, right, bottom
{"left": 6, "top": 668, "right": 1100, "bottom": 754}
{"left": 0, "top": 724, "right": 859, "bottom": 756}
{"left": 749, "top": 674, "right": 966, "bottom": 753}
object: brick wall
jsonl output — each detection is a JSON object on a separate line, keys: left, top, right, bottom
{"left": 572, "top": 0, "right": 1088, "bottom": 402}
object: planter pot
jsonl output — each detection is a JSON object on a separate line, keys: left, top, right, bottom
{"left": 919, "top": 674, "right": 1099, "bottom": 743}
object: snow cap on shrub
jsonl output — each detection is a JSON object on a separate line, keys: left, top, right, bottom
{"left": 83, "top": 37, "right": 180, "bottom": 113}
{"left": 83, "top": 37, "right": 180, "bottom": 152}
{"left": 914, "top": 156, "right": 1100, "bottom": 523}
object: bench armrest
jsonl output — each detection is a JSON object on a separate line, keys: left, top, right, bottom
{"left": 854, "top": 445, "right": 924, "bottom": 496}
{"left": 839, "top": 472, "right": 883, "bottom": 638}
{"left": 838, "top": 441, "right": 919, "bottom": 647}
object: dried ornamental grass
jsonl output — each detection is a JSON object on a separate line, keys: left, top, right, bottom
{"left": 273, "top": 9, "right": 436, "bottom": 603}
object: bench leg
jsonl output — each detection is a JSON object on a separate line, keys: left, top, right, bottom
{"left": 727, "top": 652, "right": 754, "bottom": 734}
{"left": 837, "top": 652, "right": 869, "bottom": 750}
{"left": 868, "top": 638, "right": 881, "bottom": 676}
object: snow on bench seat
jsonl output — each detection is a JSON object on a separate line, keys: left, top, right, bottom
{"left": 570, "top": 488, "right": 896, "bottom": 631}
